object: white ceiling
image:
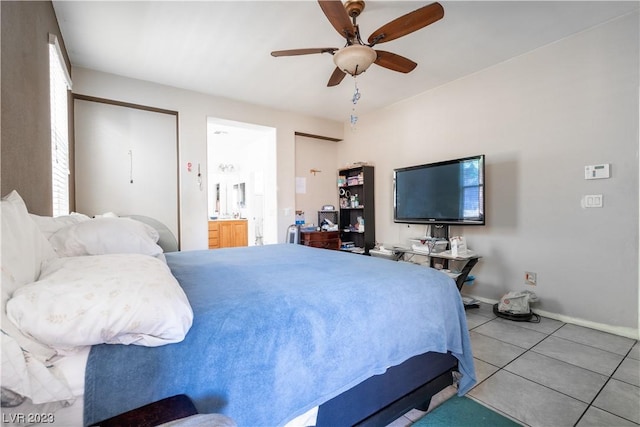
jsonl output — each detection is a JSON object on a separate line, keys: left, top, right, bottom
{"left": 53, "top": 1, "right": 639, "bottom": 123}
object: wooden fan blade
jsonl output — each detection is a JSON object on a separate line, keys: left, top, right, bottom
{"left": 271, "top": 48, "right": 338, "bottom": 57}
{"left": 367, "top": 2, "right": 444, "bottom": 46}
{"left": 374, "top": 50, "right": 417, "bottom": 73}
{"left": 318, "top": 0, "right": 355, "bottom": 39}
{"left": 327, "top": 67, "right": 346, "bottom": 87}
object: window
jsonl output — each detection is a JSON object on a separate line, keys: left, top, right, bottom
{"left": 460, "top": 158, "right": 483, "bottom": 220}
{"left": 49, "top": 34, "right": 72, "bottom": 216}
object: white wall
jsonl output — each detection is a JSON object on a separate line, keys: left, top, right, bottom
{"left": 72, "top": 67, "right": 343, "bottom": 250}
{"left": 338, "top": 13, "right": 639, "bottom": 337}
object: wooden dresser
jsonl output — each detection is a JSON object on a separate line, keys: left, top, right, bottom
{"left": 300, "top": 230, "right": 340, "bottom": 250}
{"left": 208, "top": 219, "right": 248, "bottom": 249}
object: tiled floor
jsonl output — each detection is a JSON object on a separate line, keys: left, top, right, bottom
{"left": 390, "top": 302, "right": 640, "bottom": 427}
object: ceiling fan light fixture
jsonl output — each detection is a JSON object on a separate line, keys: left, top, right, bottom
{"left": 333, "top": 45, "right": 377, "bottom": 76}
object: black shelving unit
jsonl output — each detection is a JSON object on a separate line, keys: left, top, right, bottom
{"left": 337, "top": 165, "right": 375, "bottom": 254}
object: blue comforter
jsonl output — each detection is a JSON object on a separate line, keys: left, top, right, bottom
{"left": 84, "top": 244, "right": 475, "bottom": 426}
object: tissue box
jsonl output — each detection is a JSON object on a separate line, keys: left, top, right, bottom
{"left": 410, "top": 238, "right": 448, "bottom": 253}
{"left": 431, "top": 240, "right": 448, "bottom": 253}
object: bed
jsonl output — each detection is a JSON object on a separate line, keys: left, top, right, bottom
{"left": 1, "top": 191, "right": 475, "bottom": 426}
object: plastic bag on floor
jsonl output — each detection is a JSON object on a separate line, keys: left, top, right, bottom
{"left": 498, "top": 290, "right": 538, "bottom": 314}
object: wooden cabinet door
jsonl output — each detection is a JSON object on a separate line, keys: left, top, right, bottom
{"left": 219, "top": 222, "right": 236, "bottom": 248}
{"left": 233, "top": 222, "right": 248, "bottom": 246}
{"left": 210, "top": 220, "right": 248, "bottom": 248}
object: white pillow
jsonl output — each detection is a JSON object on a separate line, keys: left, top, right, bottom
{"left": 1, "top": 191, "right": 57, "bottom": 293}
{"left": 29, "top": 212, "right": 91, "bottom": 239}
{"left": 49, "top": 217, "right": 163, "bottom": 257}
{"left": 6, "top": 254, "right": 193, "bottom": 350}
{"left": 1, "top": 270, "right": 57, "bottom": 363}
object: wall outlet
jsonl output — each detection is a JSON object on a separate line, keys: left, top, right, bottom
{"left": 525, "top": 272, "right": 537, "bottom": 286}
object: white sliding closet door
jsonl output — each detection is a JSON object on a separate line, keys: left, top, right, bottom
{"left": 74, "top": 99, "right": 179, "bottom": 241}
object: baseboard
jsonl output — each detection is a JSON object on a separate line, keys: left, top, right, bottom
{"left": 466, "top": 295, "right": 639, "bottom": 340}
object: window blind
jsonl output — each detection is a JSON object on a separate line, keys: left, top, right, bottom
{"left": 49, "top": 34, "right": 72, "bottom": 217}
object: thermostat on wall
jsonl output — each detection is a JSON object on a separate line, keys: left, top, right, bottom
{"left": 584, "top": 164, "right": 610, "bottom": 180}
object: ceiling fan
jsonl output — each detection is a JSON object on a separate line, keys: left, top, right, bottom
{"left": 271, "top": 0, "right": 444, "bottom": 87}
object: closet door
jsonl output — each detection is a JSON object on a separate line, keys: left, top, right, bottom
{"left": 74, "top": 98, "right": 179, "bottom": 242}
{"left": 294, "top": 134, "right": 339, "bottom": 226}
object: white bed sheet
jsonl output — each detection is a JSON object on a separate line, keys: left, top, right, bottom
{"left": 1, "top": 347, "right": 89, "bottom": 427}
{"left": 53, "top": 347, "right": 90, "bottom": 398}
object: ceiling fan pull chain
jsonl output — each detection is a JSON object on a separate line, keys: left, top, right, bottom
{"left": 352, "top": 79, "right": 361, "bottom": 104}
{"left": 350, "top": 78, "right": 361, "bottom": 129}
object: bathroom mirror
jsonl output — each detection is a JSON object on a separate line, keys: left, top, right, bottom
{"left": 234, "top": 182, "right": 246, "bottom": 209}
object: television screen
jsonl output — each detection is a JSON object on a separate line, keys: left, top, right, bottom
{"left": 394, "top": 155, "right": 485, "bottom": 225}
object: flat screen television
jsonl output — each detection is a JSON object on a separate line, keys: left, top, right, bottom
{"left": 393, "top": 154, "right": 485, "bottom": 225}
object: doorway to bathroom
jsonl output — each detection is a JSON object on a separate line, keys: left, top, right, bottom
{"left": 206, "top": 118, "right": 277, "bottom": 246}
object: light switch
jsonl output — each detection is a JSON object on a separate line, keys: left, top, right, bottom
{"left": 583, "top": 194, "right": 603, "bottom": 208}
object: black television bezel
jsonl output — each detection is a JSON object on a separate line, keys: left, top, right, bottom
{"left": 393, "top": 154, "right": 485, "bottom": 226}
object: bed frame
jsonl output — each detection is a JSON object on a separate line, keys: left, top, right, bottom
{"left": 316, "top": 351, "right": 458, "bottom": 426}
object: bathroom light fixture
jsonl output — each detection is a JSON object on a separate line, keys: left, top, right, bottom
{"left": 333, "top": 45, "right": 377, "bottom": 76}
{"left": 219, "top": 163, "right": 235, "bottom": 173}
